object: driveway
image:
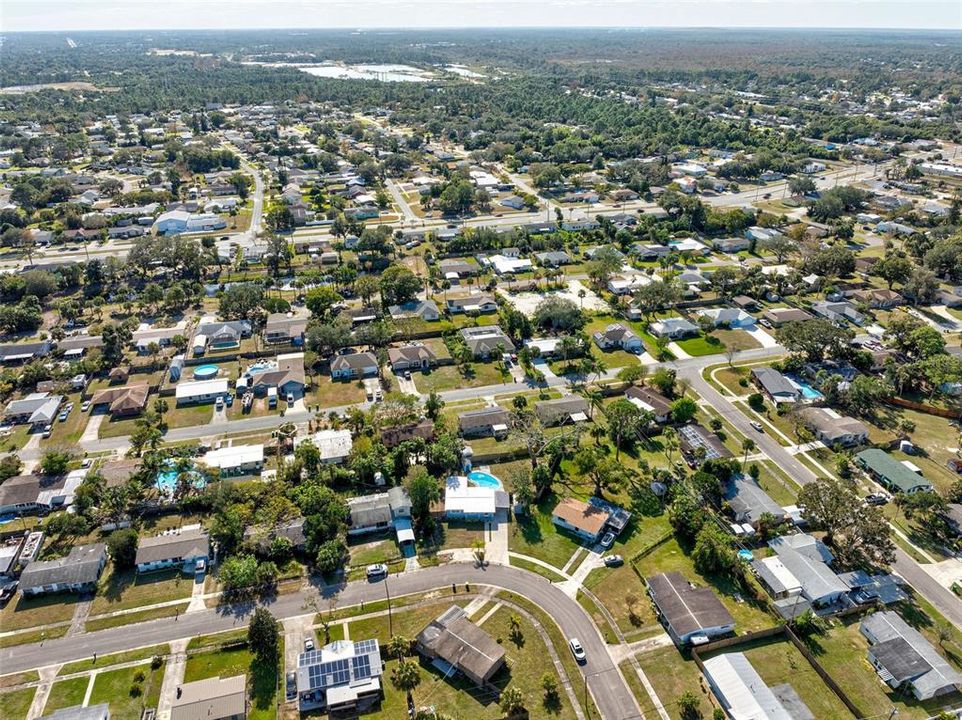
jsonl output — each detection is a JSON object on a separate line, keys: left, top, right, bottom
{"left": 745, "top": 325, "right": 779, "bottom": 348}
{"left": 1, "top": 564, "right": 642, "bottom": 720}
{"left": 79, "top": 409, "right": 107, "bottom": 444}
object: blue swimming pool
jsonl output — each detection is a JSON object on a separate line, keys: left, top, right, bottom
{"left": 468, "top": 470, "right": 503, "bottom": 489}
{"left": 193, "top": 364, "right": 219, "bottom": 380}
{"left": 787, "top": 375, "right": 823, "bottom": 400}
{"left": 155, "top": 463, "right": 206, "bottom": 494}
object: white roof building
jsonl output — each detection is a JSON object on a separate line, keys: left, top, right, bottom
{"left": 296, "top": 429, "right": 353, "bottom": 464}
{"left": 443, "top": 475, "right": 509, "bottom": 518}
{"left": 202, "top": 444, "right": 264, "bottom": 472}
{"left": 174, "top": 379, "right": 229, "bottom": 402}
{"left": 702, "top": 652, "right": 798, "bottom": 719}
{"left": 488, "top": 255, "right": 533, "bottom": 274}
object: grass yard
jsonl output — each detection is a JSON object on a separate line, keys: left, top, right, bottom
{"left": 0, "top": 624, "right": 69, "bottom": 649}
{"left": 509, "top": 555, "right": 568, "bottom": 582}
{"left": 90, "top": 567, "right": 192, "bottom": 614}
{"left": 704, "top": 637, "right": 855, "bottom": 719}
{"left": 85, "top": 602, "right": 188, "bottom": 632}
{"left": 184, "top": 645, "right": 254, "bottom": 683}
{"left": 413, "top": 363, "right": 509, "bottom": 394}
{"left": 97, "top": 414, "right": 142, "bottom": 439}
{"left": 88, "top": 661, "right": 167, "bottom": 720}
{"left": 708, "top": 364, "right": 752, "bottom": 396}
{"left": 42, "top": 677, "right": 90, "bottom": 715}
{"left": 40, "top": 391, "right": 87, "bottom": 448}
{"left": 307, "top": 376, "right": 367, "bottom": 409}
{"left": 642, "top": 645, "right": 717, "bottom": 719}
{"left": 817, "top": 615, "right": 962, "bottom": 719}
{"left": 713, "top": 328, "right": 762, "bottom": 351}
{"left": 60, "top": 645, "right": 169, "bottom": 676}
{"left": 0, "top": 687, "right": 36, "bottom": 720}
{"left": 349, "top": 601, "right": 466, "bottom": 647}
{"left": 0, "top": 671, "right": 39, "bottom": 689}
{"left": 507, "top": 494, "right": 584, "bottom": 569}
{"left": 418, "top": 520, "right": 484, "bottom": 557}
{"left": 0, "top": 592, "right": 79, "bottom": 632}
{"left": 675, "top": 335, "right": 727, "bottom": 357}
{"left": 165, "top": 402, "right": 215, "bottom": 429}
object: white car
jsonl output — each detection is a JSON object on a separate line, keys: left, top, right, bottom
{"left": 366, "top": 563, "right": 388, "bottom": 580}
{"left": 569, "top": 638, "right": 586, "bottom": 663}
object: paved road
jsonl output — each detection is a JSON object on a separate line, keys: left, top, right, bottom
{"left": 384, "top": 178, "right": 417, "bottom": 222}
{"left": 0, "top": 563, "right": 643, "bottom": 720}
{"left": 684, "top": 366, "right": 962, "bottom": 631}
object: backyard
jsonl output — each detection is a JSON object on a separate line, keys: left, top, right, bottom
{"left": 413, "top": 363, "right": 509, "bottom": 393}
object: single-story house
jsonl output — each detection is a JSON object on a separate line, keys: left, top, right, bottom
{"left": 196, "top": 320, "right": 252, "bottom": 350}
{"left": 762, "top": 308, "right": 813, "bottom": 327}
{"left": 625, "top": 386, "right": 672, "bottom": 423}
{"left": 678, "top": 423, "right": 732, "bottom": 464}
{"left": 702, "top": 652, "right": 808, "bottom": 720}
{"left": 754, "top": 534, "right": 848, "bottom": 608}
{"left": 447, "top": 294, "right": 498, "bottom": 315}
{"left": 263, "top": 313, "right": 308, "bottom": 346}
{"left": 460, "top": 326, "right": 515, "bottom": 359}
{"left": 712, "top": 237, "right": 751, "bottom": 253}
{"left": 723, "top": 474, "right": 786, "bottom": 527}
{"left": 380, "top": 419, "right": 435, "bottom": 448}
{"left": 811, "top": 300, "right": 865, "bottom": 326}
{"left": 861, "top": 611, "right": 962, "bottom": 701}
{"left": 534, "top": 251, "right": 573, "bottom": 267}
{"left": 171, "top": 675, "right": 247, "bottom": 720}
{"left": 458, "top": 407, "right": 511, "bottom": 438}
{"left": 0, "top": 341, "right": 52, "bottom": 364}
{"left": 296, "top": 429, "right": 354, "bottom": 464}
{"left": 347, "top": 487, "right": 413, "bottom": 549}
{"left": 56, "top": 334, "right": 103, "bottom": 359}
{"left": 4, "top": 392, "right": 64, "bottom": 427}
{"left": 799, "top": 407, "right": 868, "bottom": 447}
{"left": 443, "top": 475, "right": 510, "bottom": 520}
{"left": 388, "top": 300, "right": 440, "bottom": 322}
{"left": 0, "top": 473, "right": 83, "bottom": 516}
{"left": 89, "top": 385, "right": 150, "bottom": 417}
{"left": 135, "top": 526, "right": 210, "bottom": 574}
{"left": 856, "top": 449, "right": 933, "bottom": 494}
{"left": 387, "top": 344, "right": 437, "bottom": 372}
{"left": 592, "top": 323, "right": 644, "bottom": 353}
{"left": 649, "top": 317, "right": 698, "bottom": 340}
{"left": 416, "top": 606, "right": 506, "bottom": 688}
{"left": 201, "top": 444, "right": 264, "bottom": 477}
{"left": 296, "top": 640, "right": 383, "bottom": 715}
{"left": 848, "top": 288, "right": 904, "bottom": 309}
{"left": 438, "top": 259, "right": 480, "bottom": 277}
{"left": 330, "top": 352, "right": 378, "bottom": 380}
{"left": 552, "top": 497, "right": 609, "bottom": 542}
{"left": 535, "top": 397, "right": 589, "bottom": 426}
{"left": 751, "top": 367, "right": 800, "bottom": 404}
{"left": 243, "top": 353, "right": 305, "bottom": 397}
{"left": 631, "top": 243, "right": 671, "bottom": 261}
{"left": 175, "top": 379, "right": 229, "bottom": 406}
{"left": 244, "top": 517, "right": 308, "bottom": 554}
{"left": 647, "top": 571, "right": 735, "bottom": 645}
{"left": 696, "top": 308, "right": 755, "bottom": 329}
{"left": 19, "top": 543, "right": 107, "bottom": 597}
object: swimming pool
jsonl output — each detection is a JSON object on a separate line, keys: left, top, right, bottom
{"left": 787, "top": 375, "right": 823, "bottom": 400}
{"left": 155, "top": 463, "right": 206, "bottom": 494}
{"left": 468, "top": 470, "right": 503, "bottom": 489}
{"left": 193, "top": 364, "right": 219, "bottom": 380}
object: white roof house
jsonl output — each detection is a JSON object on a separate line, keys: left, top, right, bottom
{"left": 202, "top": 444, "right": 264, "bottom": 473}
{"left": 174, "top": 379, "right": 229, "bottom": 402}
{"left": 296, "top": 429, "right": 353, "bottom": 464}
{"left": 488, "top": 255, "right": 532, "bottom": 274}
{"left": 702, "top": 652, "right": 798, "bottom": 720}
{"left": 444, "top": 475, "right": 509, "bottom": 519}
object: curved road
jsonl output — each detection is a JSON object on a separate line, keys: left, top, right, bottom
{"left": 0, "top": 563, "right": 643, "bottom": 720}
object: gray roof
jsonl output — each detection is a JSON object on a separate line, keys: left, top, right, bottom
{"left": 197, "top": 320, "right": 251, "bottom": 338}
{"left": 799, "top": 407, "right": 868, "bottom": 442}
{"left": 458, "top": 407, "right": 510, "bottom": 431}
{"left": 330, "top": 352, "right": 378, "bottom": 372}
{"left": 245, "top": 517, "right": 307, "bottom": 549}
{"left": 41, "top": 704, "right": 110, "bottom": 720}
{"left": 135, "top": 527, "right": 209, "bottom": 565}
{"left": 767, "top": 542, "right": 847, "bottom": 604}
{"left": 0, "top": 341, "right": 51, "bottom": 361}
{"left": 861, "top": 611, "right": 962, "bottom": 698}
{"left": 535, "top": 397, "right": 589, "bottom": 425}
{"left": 770, "top": 534, "right": 835, "bottom": 563}
{"left": 647, "top": 571, "right": 734, "bottom": 640}
{"left": 625, "top": 386, "right": 672, "bottom": 416}
{"left": 171, "top": 675, "right": 246, "bottom": 720}
{"left": 416, "top": 606, "right": 506, "bottom": 684}
{"left": 20, "top": 543, "right": 106, "bottom": 590}
{"left": 723, "top": 474, "right": 785, "bottom": 523}
{"left": 751, "top": 367, "right": 799, "bottom": 399}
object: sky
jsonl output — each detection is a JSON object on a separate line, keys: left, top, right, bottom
{"left": 2, "top": 0, "right": 960, "bottom": 32}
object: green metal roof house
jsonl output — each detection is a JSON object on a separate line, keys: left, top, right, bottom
{"left": 855, "top": 449, "right": 933, "bottom": 495}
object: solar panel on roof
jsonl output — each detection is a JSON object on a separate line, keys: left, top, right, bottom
{"left": 354, "top": 638, "right": 378, "bottom": 654}
{"left": 352, "top": 654, "right": 372, "bottom": 679}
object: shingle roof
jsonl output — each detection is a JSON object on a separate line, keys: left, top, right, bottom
{"left": 20, "top": 543, "right": 106, "bottom": 590}
{"left": 416, "top": 606, "right": 506, "bottom": 683}
{"left": 135, "top": 528, "right": 209, "bottom": 565}
{"left": 170, "top": 675, "right": 246, "bottom": 720}
{"left": 647, "top": 571, "right": 734, "bottom": 640}
{"left": 553, "top": 497, "right": 608, "bottom": 536}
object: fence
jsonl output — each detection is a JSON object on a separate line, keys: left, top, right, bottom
{"left": 886, "top": 396, "right": 962, "bottom": 420}
{"left": 690, "top": 624, "right": 864, "bottom": 719}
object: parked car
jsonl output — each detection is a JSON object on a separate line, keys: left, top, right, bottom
{"left": 286, "top": 672, "right": 297, "bottom": 701}
{"left": 366, "top": 563, "right": 388, "bottom": 580}
{"left": 603, "top": 555, "right": 624, "bottom": 567}
{"left": 750, "top": 421, "right": 764, "bottom": 432}
{"left": 42, "top": 424, "right": 52, "bottom": 438}
{"left": 215, "top": 396, "right": 224, "bottom": 410}
{"left": 304, "top": 638, "right": 315, "bottom": 652}
{"left": 599, "top": 531, "right": 615, "bottom": 549}
{"left": 865, "top": 492, "right": 890, "bottom": 506}
{"left": 569, "top": 638, "right": 586, "bottom": 663}
{"left": 286, "top": 392, "right": 295, "bottom": 404}
{"left": 80, "top": 401, "right": 91, "bottom": 412}
{"left": 225, "top": 394, "right": 233, "bottom": 407}
{"left": 195, "top": 558, "right": 206, "bottom": 573}
{"left": 58, "top": 411, "right": 69, "bottom": 422}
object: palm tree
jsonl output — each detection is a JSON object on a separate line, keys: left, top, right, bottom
{"left": 742, "top": 438, "right": 756, "bottom": 468}
{"left": 499, "top": 686, "right": 526, "bottom": 719}
{"left": 391, "top": 659, "right": 421, "bottom": 693}
{"left": 387, "top": 635, "right": 410, "bottom": 661}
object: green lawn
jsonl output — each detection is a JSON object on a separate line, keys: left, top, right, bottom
{"left": 90, "top": 567, "right": 193, "bottom": 615}
{"left": 413, "top": 363, "right": 509, "bottom": 393}
{"left": 165, "top": 402, "right": 215, "bottom": 429}
{"left": 0, "top": 624, "right": 69, "bottom": 649}
{"left": 349, "top": 601, "right": 463, "bottom": 647}
{"left": 643, "top": 645, "right": 718, "bottom": 719}
{"left": 507, "top": 494, "right": 583, "bottom": 569}
{"left": 0, "top": 592, "right": 79, "bottom": 632}
{"left": 88, "top": 662, "right": 167, "bottom": 720}
{"left": 40, "top": 391, "right": 87, "bottom": 448}
{"left": 675, "top": 334, "right": 727, "bottom": 357}
{"left": 704, "top": 637, "right": 854, "bottom": 719}
{"left": 85, "top": 602, "right": 188, "bottom": 632}
{"left": 713, "top": 328, "right": 762, "bottom": 352}
{"left": 307, "top": 376, "right": 367, "bottom": 409}
{"left": 43, "top": 677, "right": 90, "bottom": 715}
{"left": 60, "top": 645, "right": 169, "bottom": 676}
{"left": 182, "top": 637, "right": 282, "bottom": 720}
{"left": 418, "top": 520, "right": 484, "bottom": 558}
{"left": 0, "top": 687, "right": 36, "bottom": 720}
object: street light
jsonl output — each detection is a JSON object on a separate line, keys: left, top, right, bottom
{"left": 384, "top": 573, "right": 394, "bottom": 637}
